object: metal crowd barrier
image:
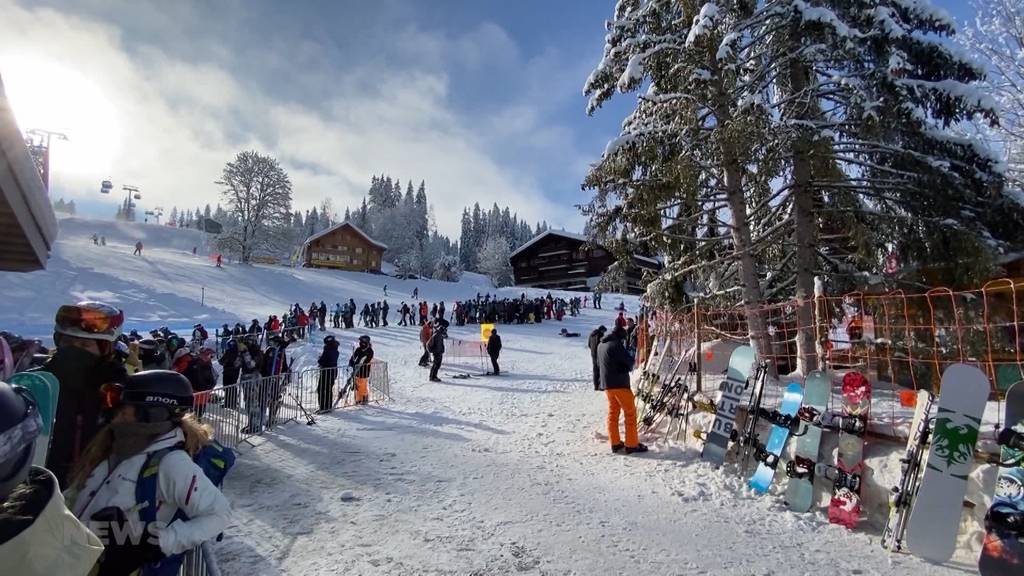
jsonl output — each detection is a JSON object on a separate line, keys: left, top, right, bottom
{"left": 181, "top": 362, "right": 389, "bottom": 575}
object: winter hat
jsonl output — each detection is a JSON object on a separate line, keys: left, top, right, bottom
{"left": 172, "top": 348, "right": 191, "bottom": 363}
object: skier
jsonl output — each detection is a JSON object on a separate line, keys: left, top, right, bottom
{"left": 91, "top": 233, "right": 99, "bottom": 245}
{"left": 418, "top": 321, "right": 434, "bottom": 367}
{"left": 192, "top": 246, "right": 197, "bottom": 255}
{"left": 349, "top": 335, "right": 374, "bottom": 405}
{"left": 427, "top": 318, "right": 448, "bottom": 382}
{"left": 361, "top": 303, "right": 371, "bottom": 327}
{"left": 318, "top": 301, "right": 328, "bottom": 331}
{"left": 0, "top": 381, "right": 103, "bottom": 575}
{"left": 346, "top": 298, "right": 357, "bottom": 329}
{"left": 133, "top": 241, "right": 143, "bottom": 256}
{"left": 333, "top": 302, "right": 342, "bottom": 328}
{"left": 399, "top": 302, "right": 409, "bottom": 326}
{"left": 486, "top": 327, "right": 502, "bottom": 375}
{"left": 381, "top": 300, "right": 390, "bottom": 327}
{"left": 588, "top": 325, "right": 607, "bottom": 391}
{"left": 216, "top": 254, "right": 223, "bottom": 268}
{"left": 598, "top": 325, "right": 647, "bottom": 454}
{"left": 137, "top": 338, "right": 167, "bottom": 371}
{"left": 438, "top": 301, "right": 446, "bottom": 322}
{"left": 317, "top": 335, "right": 340, "bottom": 412}
{"left": 66, "top": 371, "right": 231, "bottom": 576}
{"left": 431, "top": 303, "right": 438, "bottom": 320}
{"left": 38, "top": 301, "right": 128, "bottom": 488}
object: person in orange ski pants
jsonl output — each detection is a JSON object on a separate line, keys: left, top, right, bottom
{"left": 597, "top": 325, "right": 648, "bottom": 454}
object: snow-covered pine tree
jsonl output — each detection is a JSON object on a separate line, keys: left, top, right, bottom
{"left": 432, "top": 253, "right": 463, "bottom": 282}
{"left": 459, "top": 208, "right": 473, "bottom": 270}
{"left": 477, "top": 236, "right": 514, "bottom": 287}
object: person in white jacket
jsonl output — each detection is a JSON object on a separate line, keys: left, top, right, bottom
{"left": 0, "top": 380, "right": 103, "bottom": 576}
{"left": 65, "top": 370, "right": 230, "bottom": 576}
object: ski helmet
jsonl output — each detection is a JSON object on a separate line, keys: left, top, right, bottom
{"left": 116, "top": 370, "right": 195, "bottom": 420}
{"left": 0, "top": 381, "right": 42, "bottom": 500}
{"left": 324, "top": 335, "right": 337, "bottom": 345}
{"left": 54, "top": 301, "right": 124, "bottom": 342}
{"left": 358, "top": 335, "right": 371, "bottom": 346}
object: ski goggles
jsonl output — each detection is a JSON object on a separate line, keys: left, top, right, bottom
{"left": 55, "top": 303, "right": 125, "bottom": 338}
{"left": 0, "top": 385, "right": 42, "bottom": 465}
{"left": 99, "top": 382, "right": 125, "bottom": 411}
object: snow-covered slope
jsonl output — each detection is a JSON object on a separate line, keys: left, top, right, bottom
{"left": 0, "top": 216, "right": 630, "bottom": 338}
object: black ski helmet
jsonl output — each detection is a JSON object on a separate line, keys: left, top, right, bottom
{"left": 0, "top": 381, "right": 41, "bottom": 500}
{"left": 121, "top": 370, "right": 194, "bottom": 420}
{"left": 358, "top": 335, "right": 371, "bottom": 346}
{"left": 323, "top": 335, "right": 337, "bottom": 345}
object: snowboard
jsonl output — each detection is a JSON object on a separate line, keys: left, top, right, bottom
{"left": 882, "top": 389, "right": 934, "bottom": 551}
{"left": 828, "top": 371, "right": 871, "bottom": 529}
{"left": 785, "top": 371, "right": 830, "bottom": 511}
{"left": 701, "top": 346, "right": 755, "bottom": 467}
{"left": 749, "top": 382, "right": 803, "bottom": 494}
{"left": 979, "top": 380, "right": 1024, "bottom": 575}
{"left": 905, "top": 363, "right": 989, "bottom": 562}
{"left": 8, "top": 371, "right": 60, "bottom": 467}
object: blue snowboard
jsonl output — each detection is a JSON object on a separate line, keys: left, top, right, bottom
{"left": 749, "top": 382, "right": 803, "bottom": 494}
{"left": 8, "top": 371, "right": 60, "bottom": 467}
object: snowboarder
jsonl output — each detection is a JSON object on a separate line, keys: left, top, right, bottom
{"left": 588, "top": 325, "right": 606, "bottom": 391}
{"left": 317, "top": 335, "right": 340, "bottom": 412}
{"left": 133, "top": 241, "right": 143, "bottom": 256}
{"left": 39, "top": 301, "right": 128, "bottom": 488}
{"left": 487, "top": 327, "right": 502, "bottom": 375}
{"left": 427, "top": 319, "right": 448, "bottom": 382}
{"left": 598, "top": 326, "right": 647, "bottom": 454}
{"left": 66, "top": 371, "right": 231, "bottom": 576}
{"left": 349, "top": 334, "right": 374, "bottom": 405}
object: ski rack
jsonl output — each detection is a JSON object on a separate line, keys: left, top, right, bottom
{"left": 881, "top": 391, "right": 936, "bottom": 552}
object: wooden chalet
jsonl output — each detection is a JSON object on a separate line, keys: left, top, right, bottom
{"left": 509, "top": 230, "right": 660, "bottom": 294}
{"left": 0, "top": 74, "right": 57, "bottom": 272}
{"left": 302, "top": 221, "right": 387, "bottom": 272}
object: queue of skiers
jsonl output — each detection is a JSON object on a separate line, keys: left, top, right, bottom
{"left": 0, "top": 301, "right": 231, "bottom": 576}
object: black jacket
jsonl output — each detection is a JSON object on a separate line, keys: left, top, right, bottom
{"left": 183, "top": 358, "right": 217, "bottom": 393}
{"left": 427, "top": 331, "right": 445, "bottom": 355}
{"left": 39, "top": 346, "right": 127, "bottom": 489}
{"left": 597, "top": 330, "right": 633, "bottom": 390}
{"left": 219, "top": 348, "right": 241, "bottom": 385}
{"left": 318, "top": 341, "right": 340, "bottom": 368}
{"left": 486, "top": 333, "right": 502, "bottom": 357}
{"left": 349, "top": 345, "right": 374, "bottom": 378}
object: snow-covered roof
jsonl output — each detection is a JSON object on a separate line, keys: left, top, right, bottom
{"left": 510, "top": 230, "right": 588, "bottom": 259}
{"left": 304, "top": 221, "right": 388, "bottom": 251}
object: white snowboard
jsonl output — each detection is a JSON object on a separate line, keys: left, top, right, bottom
{"left": 905, "top": 364, "right": 989, "bottom": 563}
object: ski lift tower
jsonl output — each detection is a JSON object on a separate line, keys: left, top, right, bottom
{"left": 24, "top": 129, "right": 68, "bottom": 191}
{"left": 122, "top": 185, "right": 141, "bottom": 221}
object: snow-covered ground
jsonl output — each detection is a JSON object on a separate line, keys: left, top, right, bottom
{"left": 0, "top": 217, "right": 985, "bottom": 574}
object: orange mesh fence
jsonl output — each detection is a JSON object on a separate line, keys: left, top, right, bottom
{"left": 649, "top": 279, "right": 1024, "bottom": 435}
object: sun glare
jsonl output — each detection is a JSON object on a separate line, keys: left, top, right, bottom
{"left": 1, "top": 53, "right": 121, "bottom": 176}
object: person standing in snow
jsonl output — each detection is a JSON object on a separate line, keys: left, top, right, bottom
{"left": 398, "top": 302, "right": 409, "bottom": 326}
{"left": 318, "top": 301, "right": 328, "bottom": 331}
{"left": 133, "top": 241, "right": 143, "bottom": 256}
{"left": 383, "top": 284, "right": 388, "bottom": 297}
{"left": 486, "top": 327, "right": 502, "bottom": 375}
{"left": 438, "top": 301, "right": 446, "bottom": 322}
{"left": 238, "top": 341, "right": 263, "bottom": 434}
{"left": 418, "top": 301, "right": 428, "bottom": 326}
{"left": 348, "top": 335, "right": 374, "bottom": 405}
{"left": 381, "top": 300, "right": 390, "bottom": 327}
{"left": 412, "top": 287, "right": 419, "bottom": 300}
{"left": 598, "top": 326, "right": 647, "bottom": 454}
{"left": 418, "top": 321, "right": 433, "bottom": 367}
{"left": 427, "top": 318, "right": 447, "bottom": 382}
{"left": 316, "top": 335, "right": 340, "bottom": 412}
{"left": 588, "top": 325, "right": 607, "bottom": 391}
{"left": 218, "top": 339, "right": 241, "bottom": 410}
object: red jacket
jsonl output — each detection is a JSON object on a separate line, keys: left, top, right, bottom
{"left": 270, "top": 318, "right": 281, "bottom": 332}
{"left": 615, "top": 312, "right": 627, "bottom": 329}
{"left": 298, "top": 312, "right": 309, "bottom": 327}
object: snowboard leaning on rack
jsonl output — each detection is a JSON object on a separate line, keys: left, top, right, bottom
{"left": 828, "top": 371, "right": 871, "bottom": 529}
{"left": 749, "top": 382, "right": 803, "bottom": 494}
{"left": 979, "top": 380, "right": 1024, "bottom": 576}
{"left": 701, "top": 345, "right": 754, "bottom": 467}
{"left": 905, "top": 363, "right": 989, "bottom": 563}
{"left": 784, "top": 371, "right": 830, "bottom": 511}
{"left": 881, "top": 389, "right": 934, "bottom": 551}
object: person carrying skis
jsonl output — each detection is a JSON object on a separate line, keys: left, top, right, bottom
{"left": 0, "top": 381, "right": 104, "bottom": 575}
{"left": 418, "top": 321, "right": 433, "bottom": 367}
{"left": 317, "top": 335, "right": 340, "bottom": 412}
{"left": 347, "top": 335, "right": 375, "bottom": 405}
{"left": 486, "top": 327, "right": 502, "bottom": 375}
{"left": 588, "top": 325, "right": 607, "bottom": 391}
{"left": 66, "top": 371, "right": 231, "bottom": 576}
{"left": 39, "top": 301, "right": 129, "bottom": 489}
{"left": 427, "top": 318, "right": 447, "bottom": 382}
{"left": 598, "top": 326, "right": 647, "bottom": 454}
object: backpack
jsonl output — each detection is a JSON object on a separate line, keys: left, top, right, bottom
{"left": 136, "top": 439, "right": 236, "bottom": 576}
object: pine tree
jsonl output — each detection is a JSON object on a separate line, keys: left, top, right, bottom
{"left": 459, "top": 208, "right": 473, "bottom": 270}
{"left": 343, "top": 207, "right": 351, "bottom": 222}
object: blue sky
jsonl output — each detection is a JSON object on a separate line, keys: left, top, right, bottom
{"left": 0, "top": 0, "right": 979, "bottom": 236}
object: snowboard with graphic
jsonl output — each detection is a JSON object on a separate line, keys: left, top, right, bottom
{"left": 785, "top": 371, "right": 830, "bottom": 511}
{"left": 701, "top": 345, "right": 754, "bottom": 467}
{"left": 882, "top": 389, "right": 933, "bottom": 551}
{"left": 749, "top": 382, "right": 803, "bottom": 494}
{"left": 905, "top": 363, "right": 989, "bottom": 563}
{"left": 8, "top": 371, "right": 60, "bottom": 467}
{"left": 828, "top": 371, "right": 871, "bottom": 528}
{"left": 979, "top": 380, "right": 1024, "bottom": 576}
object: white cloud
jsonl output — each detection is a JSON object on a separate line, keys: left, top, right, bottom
{"left": 0, "top": 0, "right": 586, "bottom": 236}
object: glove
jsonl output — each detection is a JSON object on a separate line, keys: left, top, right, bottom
{"left": 91, "top": 506, "right": 164, "bottom": 576}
